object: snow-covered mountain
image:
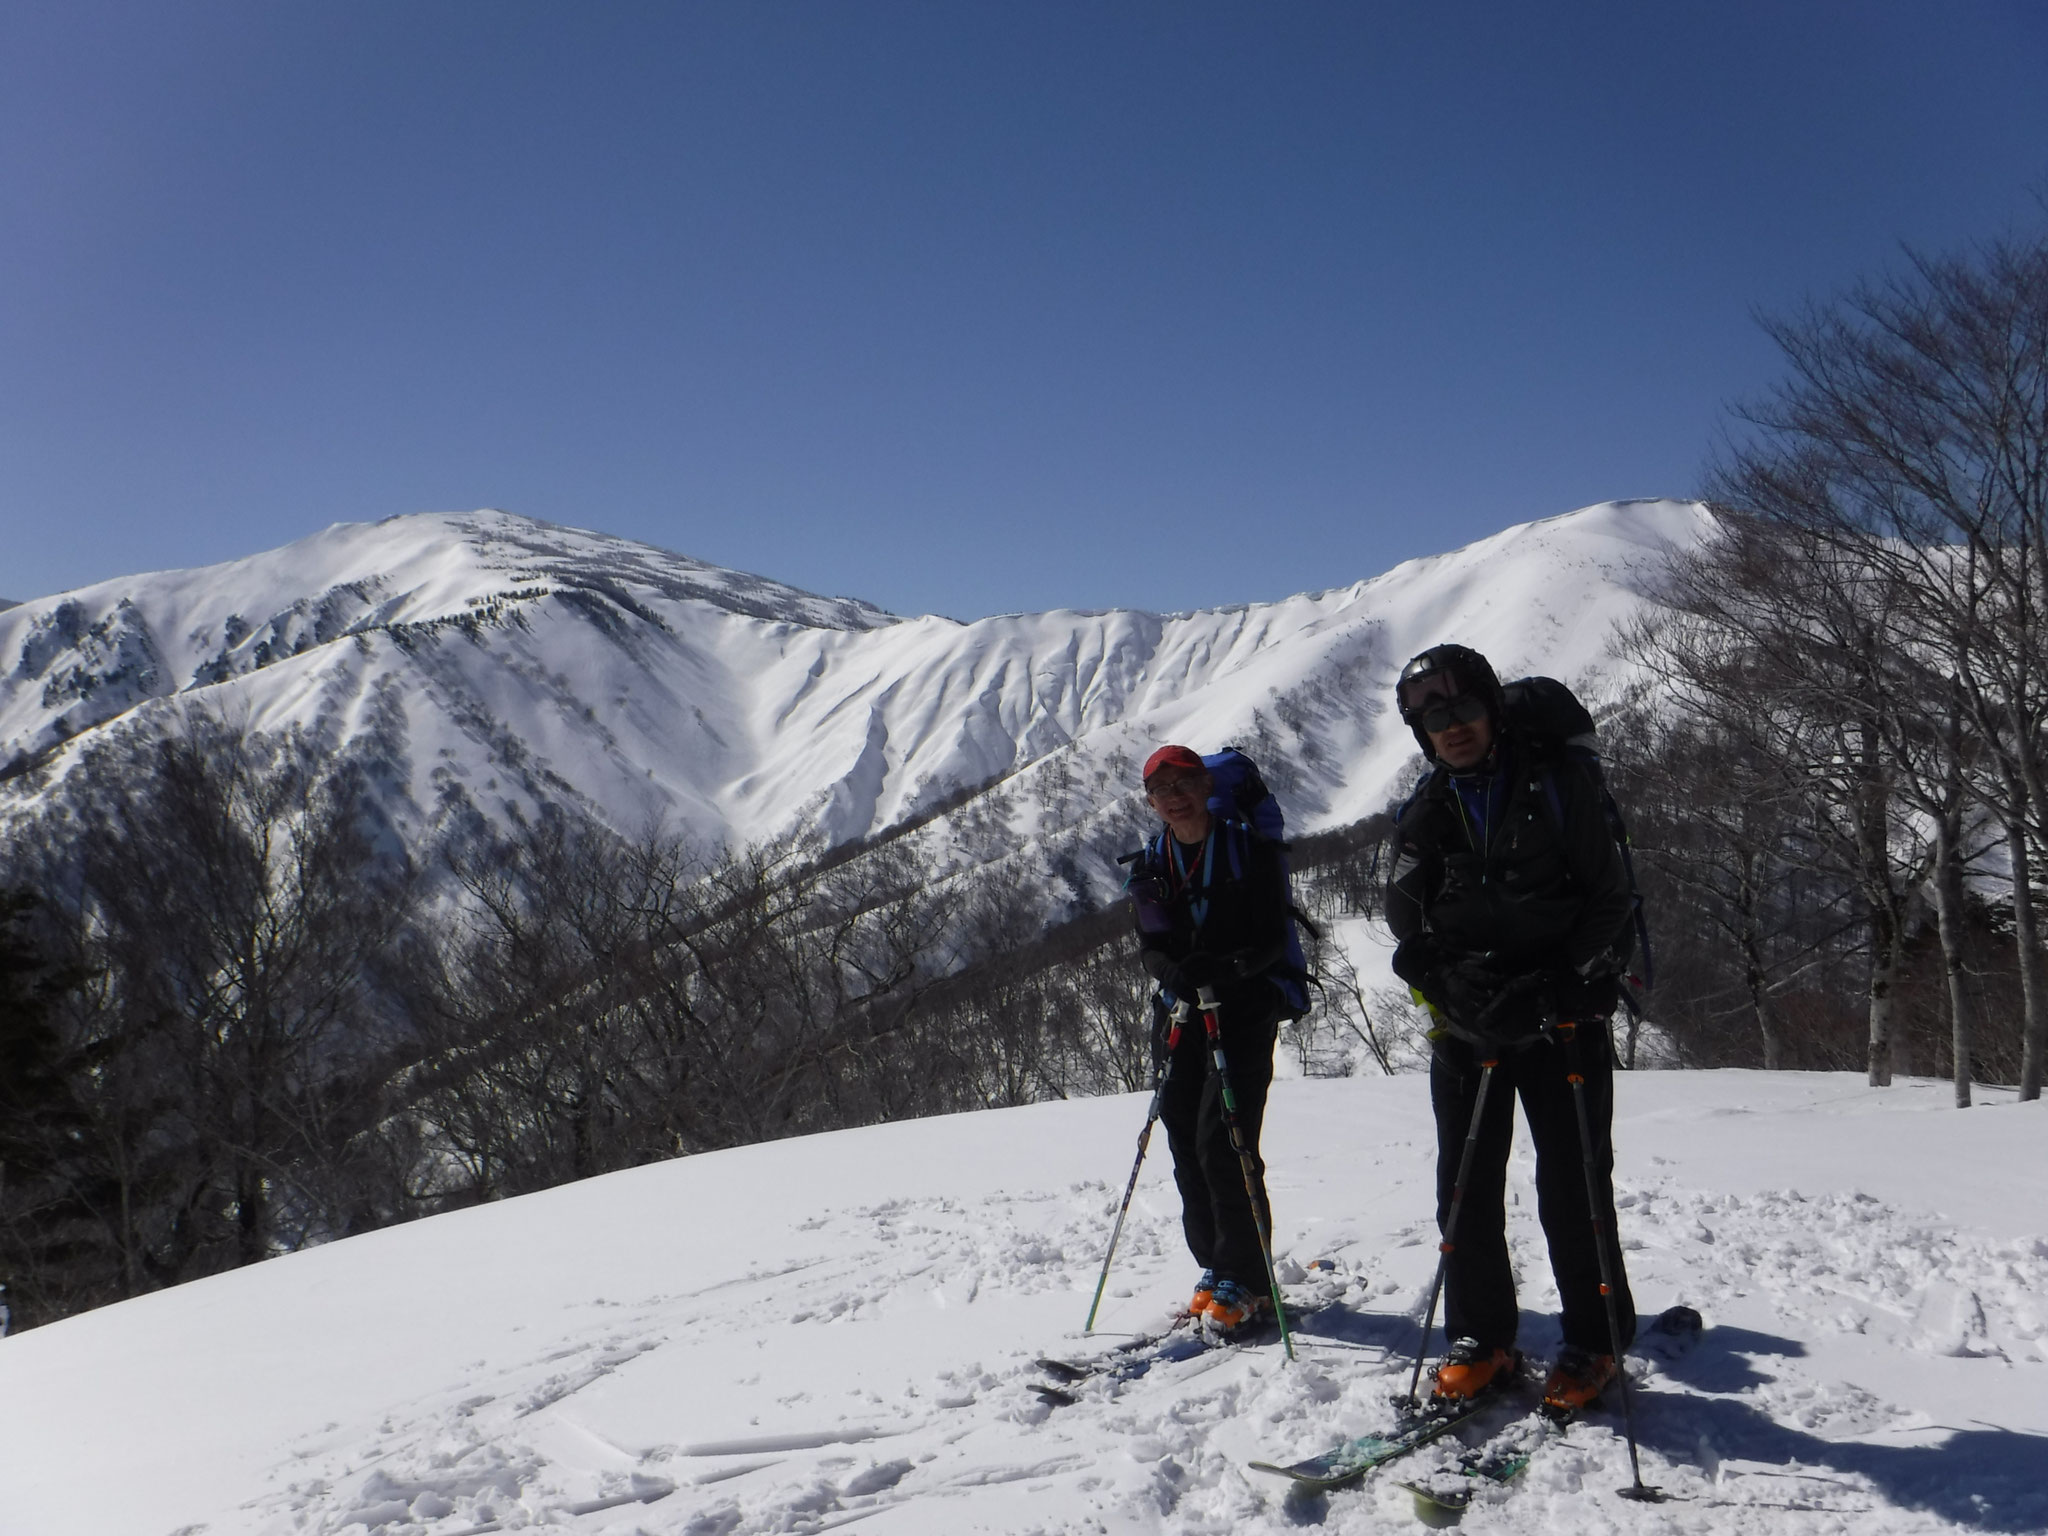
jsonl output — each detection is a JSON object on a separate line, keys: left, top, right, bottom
{"left": 1, "top": 1069, "right": 2040, "bottom": 1535}
{"left": 0, "top": 501, "right": 1711, "bottom": 875}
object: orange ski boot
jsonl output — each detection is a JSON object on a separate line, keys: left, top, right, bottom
{"left": 1430, "top": 1336, "right": 1520, "bottom": 1402}
{"left": 1202, "top": 1278, "right": 1273, "bottom": 1336}
{"left": 1541, "top": 1345, "right": 1618, "bottom": 1417}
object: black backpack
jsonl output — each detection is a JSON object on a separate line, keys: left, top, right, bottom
{"left": 1499, "top": 676, "right": 1653, "bottom": 992}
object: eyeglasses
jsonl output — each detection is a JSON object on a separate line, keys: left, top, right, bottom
{"left": 1146, "top": 775, "right": 1206, "bottom": 801}
{"left": 1410, "top": 693, "right": 1489, "bottom": 735}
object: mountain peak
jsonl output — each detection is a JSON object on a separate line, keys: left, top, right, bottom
{"left": 1, "top": 501, "right": 1711, "bottom": 863}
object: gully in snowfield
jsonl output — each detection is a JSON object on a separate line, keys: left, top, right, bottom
{"left": 1385, "top": 645, "right": 1638, "bottom": 1416}
{"left": 1126, "top": 744, "right": 1305, "bottom": 1339}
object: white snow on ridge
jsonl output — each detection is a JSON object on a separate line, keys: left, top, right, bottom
{"left": 0, "top": 501, "right": 1714, "bottom": 858}
{"left": 0, "top": 1069, "right": 2040, "bottom": 1535}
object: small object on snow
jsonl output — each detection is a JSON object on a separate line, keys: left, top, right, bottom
{"left": 1635, "top": 1304, "right": 1704, "bottom": 1363}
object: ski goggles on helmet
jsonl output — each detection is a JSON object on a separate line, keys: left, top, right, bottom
{"left": 1408, "top": 692, "right": 1489, "bottom": 735}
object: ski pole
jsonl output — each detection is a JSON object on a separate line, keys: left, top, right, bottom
{"left": 1404, "top": 1053, "right": 1499, "bottom": 1407}
{"left": 1084, "top": 1000, "right": 1188, "bottom": 1332}
{"left": 1559, "top": 1021, "right": 1664, "bottom": 1503}
{"left": 1196, "top": 985, "right": 1295, "bottom": 1362}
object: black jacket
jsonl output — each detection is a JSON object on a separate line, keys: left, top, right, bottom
{"left": 1132, "top": 817, "right": 1297, "bottom": 1020}
{"left": 1386, "top": 740, "right": 1632, "bottom": 1017}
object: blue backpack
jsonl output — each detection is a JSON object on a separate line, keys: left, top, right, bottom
{"left": 1134, "top": 746, "right": 1313, "bottom": 1017}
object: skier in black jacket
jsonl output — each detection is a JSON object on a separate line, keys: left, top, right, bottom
{"left": 1384, "top": 644, "right": 1638, "bottom": 1415}
{"left": 1128, "top": 744, "right": 1295, "bottom": 1336}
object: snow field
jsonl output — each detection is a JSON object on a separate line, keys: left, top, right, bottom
{"left": 1, "top": 1070, "right": 2043, "bottom": 1536}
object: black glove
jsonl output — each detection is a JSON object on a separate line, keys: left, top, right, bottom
{"left": 1550, "top": 954, "right": 1620, "bottom": 1021}
{"left": 1423, "top": 954, "right": 1509, "bottom": 1029}
{"left": 1141, "top": 947, "right": 1220, "bottom": 1002}
{"left": 1391, "top": 935, "right": 1443, "bottom": 989}
{"left": 1170, "top": 950, "right": 1223, "bottom": 999}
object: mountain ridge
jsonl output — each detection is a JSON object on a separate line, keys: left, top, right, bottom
{"left": 0, "top": 501, "right": 1713, "bottom": 876}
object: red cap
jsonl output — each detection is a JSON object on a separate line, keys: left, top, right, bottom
{"left": 1142, "top": 744, "right": 1206, "bottom": 785}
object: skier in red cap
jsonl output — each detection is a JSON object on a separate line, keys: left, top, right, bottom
{"left": 1127, "top": 744, "right": 1297, "bottom": 1335}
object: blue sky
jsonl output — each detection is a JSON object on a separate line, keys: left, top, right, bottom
{"left": 3, "top": 3, "right": 2044, "bottom": 619}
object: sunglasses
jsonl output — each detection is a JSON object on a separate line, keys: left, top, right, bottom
{"left": 1409, "top": 693, "right": 1489, "bottom": 734}
{"left": 1146, "top": 775, "right": 1207, "bottom": 801}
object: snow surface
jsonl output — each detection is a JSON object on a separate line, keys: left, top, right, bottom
{"left": 3, "top": 1069, "right": 2042, "bottom": 1536}
{"left": 0, "top": 502, "right": 1712, "bottom": 874}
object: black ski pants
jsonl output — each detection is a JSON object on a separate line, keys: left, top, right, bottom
{"left": 1158, "top": 997, "right": 1280, "bottom": 1289}
{"left": 1428, "top": 1022, "right": 1635, "bottom": 1356}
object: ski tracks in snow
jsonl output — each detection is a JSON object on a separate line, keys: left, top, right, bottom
{"left": 242, "top": 1133, "right": 2044, "bottom": 1535}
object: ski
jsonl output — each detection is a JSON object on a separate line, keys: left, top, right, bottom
{"left": 1246, "top": 1394, "right": 1491, "bottom": 1490}
{"left": 1396, "top": 1421, "right": 1544, "bottom": 1511}
{"left": 1395, "top": 1305, "right": 1704, "bottom": 1515}
{"left": 1036, "top": 1289, "right": 1321, "bottom": 1403}
{"left": 1029, "top": 1319, "right": 1205, "bottom": 1403}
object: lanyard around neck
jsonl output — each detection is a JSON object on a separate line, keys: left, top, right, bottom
{"left": 1168, "top": 824, "right": 1217, "bottom": 928}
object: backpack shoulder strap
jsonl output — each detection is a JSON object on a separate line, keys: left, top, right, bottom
{"left": 1221, "top": 816, "right": 1250, "bottom": 881}
{"left": 1395, "top": 765, "right": 1445, "bottom": 826}
{"left": 1537, "top": 763, "right": 1567, "bottom": 832}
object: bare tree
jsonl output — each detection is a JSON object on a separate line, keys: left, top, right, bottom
{"left": 1625, "top": 520, "right": 1936, "bottom": 1083}
{"left": 1603, "top": 693, "right": 1862, "bottom": 1070}
{"left": 1707, "top": 234, "right": 2048, "bottom": 1098}
{"left": 0, "top": 709, "right": 422, "bottom": 1316}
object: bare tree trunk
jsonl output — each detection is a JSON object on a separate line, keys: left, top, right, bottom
{"left": 1867, "top": 899, "right": 1899, "bottom": 1087}
{"left": 2007, "top": 766, "right": 2048, "bottom": 1101}
{"left": 1932, "top": 805, "right": 1977, "bottom": 1108}
{"left": 1857, "top": 715, "right": 1900, "bottom": 1088}
{"left": 1738, "top": 853, "right": 1781, "bottom": 1069}
{"left": 2014, "top": 819, "right": 2046, "bottom": 1101}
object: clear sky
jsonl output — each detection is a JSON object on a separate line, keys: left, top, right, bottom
{"left": 3, "top": 3, "right": 2044, "bottom": 620}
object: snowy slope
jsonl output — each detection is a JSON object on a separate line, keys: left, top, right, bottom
{"left": 0, "top": 502, "right": 1711, "bottom": 864}
{"left": 0, "top": 1070, "right": 2040, "bottom": 1536}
